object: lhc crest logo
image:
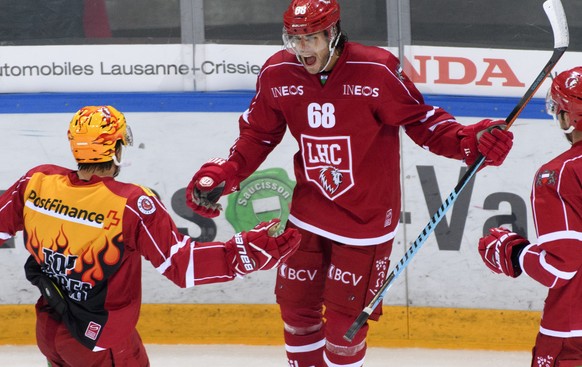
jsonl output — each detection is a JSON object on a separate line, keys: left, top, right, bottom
{"left": 301, "top": 135, "right": 353, "bottom": 200}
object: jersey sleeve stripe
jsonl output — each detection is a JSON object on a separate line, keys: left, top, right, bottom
{"left": 155, "top": 236, "right": 190, "bottom": 275}
{"left": 539, "top": 249, "right": 577, "bottom": 280}
{"left": 519, "top": 243, "right": 538, "bottom": 279}
{"left": 420, "top": 107, "right": 436, "bottom": 123}
{"left": 426, "top": 119, "right": 457, "bottom": 132}
{"left": 0, "top": 200, "right": 13, "bottom": 214}
{"left": 520, "top": 243, "right": 577, "bottom": 287}
{"left": 538, "top": 230, "right": 582, "bottom": 243}
{"left": 186, "top": 241, "right": 195, "bottom": 287}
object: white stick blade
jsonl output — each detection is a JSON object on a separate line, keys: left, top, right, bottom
{"left": 543, "top": 0, "right": 569, "bottom": 49}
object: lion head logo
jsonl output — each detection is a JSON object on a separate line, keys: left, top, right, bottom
{"left": 319, "top": 166, "right": 343, "bottom": 194}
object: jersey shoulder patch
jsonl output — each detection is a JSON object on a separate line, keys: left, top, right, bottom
{"left": 133, "top": 185, "right": 159, "bottom": 215}
{"left": 136, "top": 195, "right": 157, "bottom": 215}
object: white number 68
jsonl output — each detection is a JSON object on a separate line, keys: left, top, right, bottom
{"left": 307, "top": 102, "right": 336, "bottom": 128}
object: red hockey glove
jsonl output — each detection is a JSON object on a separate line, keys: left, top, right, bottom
{"left": 478, "top": 227, "right": 529, "bottom": 278}
{"left": 225, "top": 219, "right": 301, "bottom": 276}
{"left": 186, "top": 158, "right": 239, "bottom": 218}
{"left": 459, "top": 119, "right": 514, "bottom": 166}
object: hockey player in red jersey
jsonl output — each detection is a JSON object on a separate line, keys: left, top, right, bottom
{"left": 186, "top": 1, "right": 514, "bottom": 366}
{"left": 0, "top": 106, "right": 301, "bottom": 367}
{"left": 478, "top": 67, "right": 582, "bottom": 367}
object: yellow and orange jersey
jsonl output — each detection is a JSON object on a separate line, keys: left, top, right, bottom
{"left": 0, "top": 164, "right": 238, "bottom": 350}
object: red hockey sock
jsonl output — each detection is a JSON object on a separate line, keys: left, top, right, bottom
{"left": 285, "top": 328, "right": 326, "bottom": 367}
{"left": 323, "top": 309, "right": 368, "bottom": 367}
{"left": 323, "top": 341, "right": 366, "bottom": 367}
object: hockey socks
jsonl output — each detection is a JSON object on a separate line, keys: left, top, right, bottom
{"left": 285, "top": 328, "right": 325, "bottom": 367}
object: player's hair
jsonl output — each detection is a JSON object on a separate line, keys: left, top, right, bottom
{"left": 77, "top": 140, "right": 123, "bottom": 172}
{"left": 332, "top": 21, "right": 348, "bottom": 52}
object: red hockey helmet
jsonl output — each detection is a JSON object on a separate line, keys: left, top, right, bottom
{"left": 283, "top": 0, "right": 340, "bottom": 35}
{"left": 546, "top": 67, "right": 582, "bottom": 131}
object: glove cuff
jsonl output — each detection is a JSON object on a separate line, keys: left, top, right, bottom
{"left": 224, "top": 231, "right": 255, "bottom": 276}
{"left": 507, "top": 241, "right": 528, "bottom": 278}
{"left": 198, "top": 158, "right": 240, "bottom": 195}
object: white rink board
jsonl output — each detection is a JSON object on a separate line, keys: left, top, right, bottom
{"left": 0, "top": 43, "right": 580, "bottom": 98}
{"left": 0, "top": 112, "right": 561, "bottom": 310}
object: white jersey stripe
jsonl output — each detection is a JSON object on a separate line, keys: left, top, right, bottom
{"left": 540, "top": 325, "right": 582, "bottom": 338}
{"left": 289, "top": 214, "right": 397, "bottom": 246}
{"left": 539, "top": 249, "right": 577, "bottom": 280}
{"left": 538, "top": 230, "right": 582, "bottom": 244}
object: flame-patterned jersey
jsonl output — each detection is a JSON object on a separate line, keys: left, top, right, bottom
{"left": 24, "top": 170, "right": 126, "bottom": 298}
{"left": 0, "top": 164, "right": 235, "bottom": 350}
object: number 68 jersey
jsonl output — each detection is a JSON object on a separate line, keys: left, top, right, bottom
{"left": 228, "top": 42, "right": 467, "bottom": 246}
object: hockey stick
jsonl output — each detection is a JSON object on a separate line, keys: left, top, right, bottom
{"left": 344, "top": 0, "right": 569, "bottom": 342}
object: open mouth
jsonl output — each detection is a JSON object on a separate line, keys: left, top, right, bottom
{"left": 302, "top": 56, "right": 317, "bottom": 66}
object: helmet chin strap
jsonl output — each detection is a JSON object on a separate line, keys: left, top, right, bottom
{"left": 318, "top": 32, "right": 340, "bottom": 73}
{"left": 554, "top": 112, "right": 575, "bottom": 143}
{"left": 554, "top": 111, "right": 576, "bottom": 134}
{"left": 113, "top": 156, "right": 122, "bottom": 166}
{"left": 112, "top": 155, "right": 131, "bottom": 168}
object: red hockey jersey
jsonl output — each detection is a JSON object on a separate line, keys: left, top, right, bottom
{"left": 521, "top": 141, "right": 582, "bottom": 337}
{"left": 228, "top": 42, "right": 466, "bottom": 245}
{"left": 0, "top": 164, "right": 236, "bottom": 350}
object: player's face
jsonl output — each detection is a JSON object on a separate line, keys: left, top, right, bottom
{"left": 286, "top": 31, "right": 335, "bottom": 74}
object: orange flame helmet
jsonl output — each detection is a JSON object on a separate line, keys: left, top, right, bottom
{"left": 546, "top": 67, "right": 582, "bottom": 131}
{"left": 67, "top": 106, "right": 133, "bottom": 163}
{"left": 283, "top": 0, "right": 340, "bottom": 35}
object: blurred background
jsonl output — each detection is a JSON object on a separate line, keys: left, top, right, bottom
{"left": 0, "top": 0, "right": 579, "bottom": 50}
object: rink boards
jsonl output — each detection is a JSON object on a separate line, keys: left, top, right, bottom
{"left": 0, "top": 304, "right": 539, "bottom": 350}
{"left": 0, "top": 92, "right": 560, "bottom": 350}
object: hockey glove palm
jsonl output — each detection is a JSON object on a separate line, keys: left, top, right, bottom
{"left": 478, "top": 227, "right": 529, "bottom": 278}
{"left": 186, "top": 158, "right": 239, "bottom": 218}
{"left": 459, "top": 119, "right": 514, "bottom": 167}
{"left": 225, "top": 219, "right": 301, "bottom": 276}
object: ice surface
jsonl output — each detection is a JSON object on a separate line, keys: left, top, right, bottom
{"left": 0, "top": 344, "right": 531, "bottom": 366}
